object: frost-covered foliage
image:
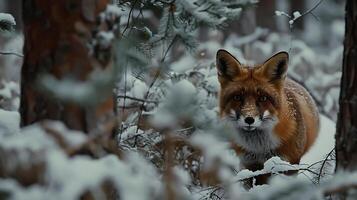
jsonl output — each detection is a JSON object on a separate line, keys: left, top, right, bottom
{"left": 0, "top": 1, "right": 346, "bottom": 200}
{"left": 0, "top": 13, "right": 16, "bottom": 33}
{"left": 0, "top": 121, "right": 162, "bottom": 200}
{"left": 116, "top": 29, "right": 340, "bottom": 198}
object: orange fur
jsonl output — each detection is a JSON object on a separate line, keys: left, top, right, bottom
{"left": 216, "top": 49, "right": 320, "bottom": 174}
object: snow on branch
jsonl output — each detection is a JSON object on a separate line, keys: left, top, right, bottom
{"left": 0, "top": 51, "right": 23, "bottom": 58}
{"left": 0, "top": 13, "right": 16, "bottom": 33}
{"left": 275, "top": 0, "right": 325, "bottom": 28}
{"left": 0, "top": 13, "right": 23, "bottom": 58}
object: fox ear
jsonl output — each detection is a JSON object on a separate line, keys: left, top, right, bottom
{"left": 261, "top": 52, "right": 289, "bottom": 83}
{"left": 216, "top": 49, "right": 242, "bottom": 79}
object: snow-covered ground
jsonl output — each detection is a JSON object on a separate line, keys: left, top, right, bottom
{"left": 301, "top": 115, "right": 335, "bottom": 166}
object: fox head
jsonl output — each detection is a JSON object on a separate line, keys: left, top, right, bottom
{"left": 216, "top": 49, "right": 289, "bottom": 140}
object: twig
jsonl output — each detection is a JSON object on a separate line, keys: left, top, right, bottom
{"left": 135, "top": 35, "right": 178, "bottom": 133}
{"left": 0, "top": 51, "right": 23, "bottom": 57}
{"left": 275, "top": 0, "right": 325, "bottom": 54}
{"left": 305, "top": 159, "right": 335, "bottom": 169}
{"left": 275, "top": 0, "right": 324, "bottom": 28}
{"left": 118, "top": 105, "right": 142, "bottom": 109}
{"left": 317, "top": 149, "right": 335, "bottom": 184}
{"left": 118, "top": 61, "right": 128, "bottom": 143}
{"left": 301, "top": 0, "right": 325, "bottom": 17}
{"left": 122, "top": 0, "right": 139, "bottom": 35}
{"left": 117, "top": 95, "right": 159, "bottom": 104}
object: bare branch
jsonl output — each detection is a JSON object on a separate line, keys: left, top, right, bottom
{"left": 0, "top": 51, "right": 23, "bottom": 57}
{"left": 135, "top": 35, "right": 178, "bottom": 133}
{"left": 317, "top": 149, "right": 335, "bottom": 184}
{"left": 117, "top": 95, "right": 159, "bottom": 104}
{"left": 301, "top": 0, "right": 325, "bottom": 17}
{"left": 122, "top": 0, "right": 139, "bottom": 35}
{"left": 275, "top": 0, "right": 325, "bottom": 28}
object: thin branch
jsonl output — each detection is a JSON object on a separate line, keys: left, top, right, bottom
{"left": 0, "top": 51, "right": 23, "bottom": 57}
{"left": 117, "top": 95, "right": 159, "bottom": 104}
{"left": 135, "top": 35, "right": 178, "bottom": 133}
{"left": 309, "top": 12, "right": 320, "bottom": 21}
{"left": 301, "top": 0, "right": 325, "bottom": 17}
{"left": 291, "top": 0, "right": 325, "bottom": 28}
{"left": 161, "top": 35, "right": 177, "bottom": 62}
{"left": 231, "top": 166, "right": 319, "bottom": 184}
{"left": 122, "top": 0, "right": 139, "bottom": 35}
{"left": 317, "top": 149, "right": 335, "bottom": 184}
{"left": 305, "top": 159, "right": 335, "bottom": 169}
{"left": 118, "top": 105, "right": 142, "bottom": 109}
{"left": 118, "top": 61, "right": 128, "bottom": 141}
{"left": 275, "top": 0, "right": 325, "bottom": 54}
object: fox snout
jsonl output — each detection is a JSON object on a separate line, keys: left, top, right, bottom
{"left": 229, "top": 108, "right": 272, "bottom": 132}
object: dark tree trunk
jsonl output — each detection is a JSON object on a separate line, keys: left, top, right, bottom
{"left": 336, "top": 0, "right": 357, "bottom": 172}
{"left": 20, "top": 0, "right": 112, "bottom": 132}
{"left": 256, "top": 0, "right": 276, "bottom": 30}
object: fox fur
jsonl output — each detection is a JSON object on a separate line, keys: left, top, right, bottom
{"left": 216, "top": 49, "right": 320, "bottom": 185}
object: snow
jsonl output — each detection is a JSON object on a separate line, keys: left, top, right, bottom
{"left": 129, "top": 79, "right": 148, "bottom": 99}
{"left": 120, "top": 125, "right": 143, "bottom": 141}
{"left": 0, "top": 124, "right": 56, "bottom": 151}
{"left": 0, "top": 180, "right": 46, "bottom": 200}
{"left": 300, "top": 115, "right": 336, "bottom": 166}
{"left": 191, "top": 133, "right": 230, "bottom": 168}
{"left": 170, "top": 55, "right": 196, "bottom": 73}
{"left": 274, "top": 10, "right": 290, "bottom": 18}
{"left": 292, "top": 11, "right": 302, "bottom": 19}
{"left": 44, "top": 151, "right": 162, "bottom": 200}
{"left": 0, "top": 109, "right": 19, "bottom": 135}
{"left": 105, "top": 4, "right": 124, "bottom": 16}
{"left": 0, "top": 13, "right": 16, "bottom": 25}
{"left": 0, "top": 81, "right": 18, "bottom": 98}
{"left": 0, "top": 122, "right": 162, "bottom": 200}
{"left": 232, "top": 157, "right": 299, "bottom": 182}
{"left": 171, "top": 79, "right": 197, "bottom": 96}
{"left": 97, "top": 31, "right": 114, "bottom": 48}
{"left": 41, "top": 121, "right": 87, "bottom": 147}
{"left": 191, "top": 132, "right": 240, "bottom": 170}
{"left": 274, "top": 11, "right": 283, "bottom": 16}
{"left": 204, "top": 76, "right": 219, "bottom": 93}
{"left": 150, "top": 109, "right": 177, "bottom": 128}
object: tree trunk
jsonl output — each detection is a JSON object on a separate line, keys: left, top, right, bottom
{"left": 256, "top": 0, "right": 276, "bottom": 31}
{"left": 20, "top": 0, "right": 112, "bottom": 133}
{"left": 336, "top": 0, "right": 357, "bottom": 172}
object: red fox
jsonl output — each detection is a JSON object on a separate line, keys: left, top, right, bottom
{"left": 216, "top": 49, "right": 320, "bottom": 185}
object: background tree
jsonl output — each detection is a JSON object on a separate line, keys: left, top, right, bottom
{"left": 335, "top": 0, "right": 357, "bottom": 172}
{"left": 20, "top": 0, "right": 114, "bottom": 133}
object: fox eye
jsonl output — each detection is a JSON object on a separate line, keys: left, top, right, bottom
{"left": 233, "top": 95, "right": 243, "bottom": 101}
{"left": 259, "top": 96, "right": 268, "bottom": 102}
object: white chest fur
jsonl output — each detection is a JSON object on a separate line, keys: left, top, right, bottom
{"left": 235, "top": 128, "right": 281, "bottom": 154}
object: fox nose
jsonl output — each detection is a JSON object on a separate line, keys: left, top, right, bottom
{"left": 244, "top": 117, "right": 255, "bottom": 125}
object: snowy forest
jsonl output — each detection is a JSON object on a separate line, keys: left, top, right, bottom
{"left": 0, "top": 0, "right": 356, "bottom": 199}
